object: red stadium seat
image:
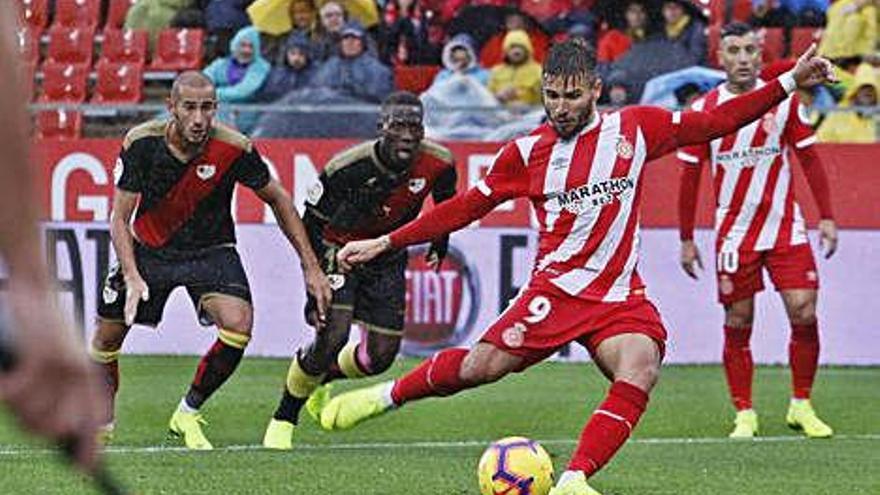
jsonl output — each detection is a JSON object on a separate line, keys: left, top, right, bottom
{"left": 106, "top": 0, "right": 138, "bottom": 30}
{"left": 150, "top": 29, "right": 205, "bottom": 70}
{"left": 100, "top": 29, "right": 149, "bottom": 65}
{"left": 45, "top": 26, "right": 96, "bottom": 65}
{"left": 394, "top": 65, "right": 441, "bottom": 94}
{"left": 17, "top": 0, "right": 49, "bottom": 31}
{"left": 52, "top": 0, "right": 101, "bottom": 30}
{"left": 35, "top": 110, "right": 83, "bottom": 139}
{"left": 790, "top": 27, "right": 819, "bottom": 58}
{"left": 39, "top": 62, "right": 89, "bottom": 103}
{"left": 707, "top": 24, "right": 721, "bottom": 68}
{"left": 15, "top": 26, "right": 41, "bottom": 65}
{"left": 759, "top": 27, "right": 785, "bottom": 64}
{"left": 92, "top": 62, "right": 144, "bottom": 104}
{"left": 707, "top": 0, "right": 753, "bottom": 25}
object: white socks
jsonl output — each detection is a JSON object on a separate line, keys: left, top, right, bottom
{"left": 178, "top": 397, "right": 199, "bottom": 414}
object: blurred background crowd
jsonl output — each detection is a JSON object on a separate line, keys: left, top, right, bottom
{"left": 16, "top": 0, "right": 880, "bottom": 142}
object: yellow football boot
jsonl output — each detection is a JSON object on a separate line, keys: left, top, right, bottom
{"left": 787, "top": 400, "right": 833, "bottom": 438}
{"left": 549, "top": 472, "right": 603, "bottom": 495}
{"left": 262, "top": 418, "right": 295, "bottom": 450}
{"left": 305, "top": 383, "right": 333, "bottom": 423}
{"left": 320, "top": 381, "right": 393, "bottom": 431}
{"left": 729, "top": 409, "right": 759, "bottom": 439}
{"left": 168, "top": 409, "right": 213, "bottom": 450}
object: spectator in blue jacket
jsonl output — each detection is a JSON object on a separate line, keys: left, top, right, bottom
{"left": 257, "top": 33, "right": 319, "bottom": 102}
{"left": 203, "top": 26, "right": 271, "bottom": 131}
{"left": 430, "top": 34, "right": 489, "bottom": 88}
{"left": 310, "top": 22, "right": 393, "bottom": 103}
{"left": 660, "top": 0, "right": 707, "bottom": 65}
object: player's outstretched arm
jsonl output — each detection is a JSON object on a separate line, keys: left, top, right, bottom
{"left": 677, "top": 44, "right": 835, "bottom": 148}
{"left": 337, "top": 188, "right": 500, "bottom": 271}
{"left": 255, "top": 179, "right": 333, "bottom": 324}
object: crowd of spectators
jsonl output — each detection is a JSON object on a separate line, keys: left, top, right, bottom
{"left": 24, "top": 0, "right": 880, "bottom": 141}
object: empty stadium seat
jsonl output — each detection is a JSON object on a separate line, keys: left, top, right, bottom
{"left": 39, "top": 62, "right": 89, "bottom": 103}
{"left": 150, "top": 29, "right": 205, "bottom": 71}
{"left": 394, "top": 65, "right": 441, "bottom": 94}
{"left": 52, "top": 0, "right": 101, "bottom": 30}
{"left": 45, "top": 26, "right": 95, "bottom": 65}
{"left": 35, "top": 110, "right": 83, "bottom": 139}
{"left": 17, "top": 0, "right": 49, "bottom": 31}
{"left": 790, "top": 27, "right": 819, "bottom": 58}
{"left": 15, "top": 27, "right": 41, "bottom": 66}
{"left": 92, "top": 62, "right": 144, "bottom": 103}
{"left": 100, "top": 29, "right": 148, "bottom": 65}
{"left": 106, "top": 0, "right": 138, "bottom": 30}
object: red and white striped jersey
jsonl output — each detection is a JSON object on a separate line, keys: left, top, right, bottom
{"left": 476, "top": 107, "right": 681, "bottom": 302}
{"left": 677, "top": 81, "right": 816, "bottom": 253}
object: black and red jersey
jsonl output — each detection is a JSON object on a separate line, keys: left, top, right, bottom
{"left": 114, "top": 119, "right": 270, "bottom": 254}
{"left": 304, "top": 139, "right": 457, "bottom": 247}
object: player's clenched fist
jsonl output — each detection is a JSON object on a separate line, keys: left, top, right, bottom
{"left": 337, "top": 235, "right": 392, "bottom": 272}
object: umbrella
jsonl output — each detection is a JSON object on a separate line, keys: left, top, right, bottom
{"left": 640, "top": 66, "right": 726, "bottom": 107}
{"left": 247, "top": 0, "right": 292, "bottom": 36}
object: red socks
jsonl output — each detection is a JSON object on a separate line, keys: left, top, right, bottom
{"left": 723, "top": 325, "right": 754, "bottom": 411}
{"left": 390, "top": 348, "right": 469, "bottom": 405}
{"left": 789, "top": 323, "right": 820, "bottom": 400}
{"left": 567, "top": 381, "right": 649, "bottom": 476}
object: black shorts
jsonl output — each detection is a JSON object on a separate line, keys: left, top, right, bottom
{"left": 305, "top": 244, "right": 407, "bottom": 334}
{"left": 98, "top": 244, "right": 252, "bottom": 327}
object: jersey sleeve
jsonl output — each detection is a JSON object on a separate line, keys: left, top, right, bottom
{"left": 474, "top": 141, "right": 530, "bottom": 202}
{"left": 783, "top": 94, "right": 818, "bottom": 150}
{"left": 114, "top": 143, "right": 144, "bottom": 193}
{"left": 232, "top": 149, "right": 271, "bottom": 190}
{"left": 630, "top": 75, "right": 793, "bottom": 160}
{"left": 431, "top": 165, "right": 458, "bottom": 204}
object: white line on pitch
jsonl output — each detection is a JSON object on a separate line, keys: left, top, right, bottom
{"left": 0, "top": 434, "right": 878, "bottom": 457}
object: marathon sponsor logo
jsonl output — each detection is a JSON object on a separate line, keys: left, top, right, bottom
{"left": 716, "top": 146, "right": 782, "bottom": 166}
{"left": 554, "top": 177, "right": 635, "bottom": 214}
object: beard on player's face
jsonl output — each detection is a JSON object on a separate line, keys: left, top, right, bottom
{"left": 542, "top": 74, "right": 599, "bottom": 139}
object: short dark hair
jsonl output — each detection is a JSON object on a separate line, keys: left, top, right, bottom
{"left": 721, "top": 21, "right": 754, "bottom": 39}
{"left": 382, "top": 91, "right": 421, "bottom": 109}
{"left": 543, "top": 39, "right": 597, "bottom": 81}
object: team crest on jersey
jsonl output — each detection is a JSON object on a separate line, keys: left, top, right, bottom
{"left": 103, "top": 286, "right": 118, "bottom": 304}
{"left": 806, "top": 270, "right": 817, "bottom": 282}
{"left": 306, "top": 181, "right": 324, "bottom": 205}
{"left": 408, "top": 177, "right": 426, "bottom": 194}
{"left": 761, "top": 114, "right": 778, "bottom": 134}
{"left": 501, "top": 322, "right": 527, "bottom": 349}
{"left": 196, "top": 164, "right": 216, "bottom": 180}
{"left": 616, "top": 136, "right": 634, "bottom": 159}
{"left": 327, "top": 274, "right": 346, "bottom": 291}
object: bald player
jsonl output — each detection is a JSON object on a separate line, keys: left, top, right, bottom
{"left": 0, "top": 3, "right": 103, "bottom": 472}
{"left": 89, "top": 71, "right": 332, "bottom": 450}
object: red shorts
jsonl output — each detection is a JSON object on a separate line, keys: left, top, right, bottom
{"left": 716, "top": 243, "right": 819, "bottom": 305}
{"left": 479, "top": 284, "right": 667, "bottom": 369}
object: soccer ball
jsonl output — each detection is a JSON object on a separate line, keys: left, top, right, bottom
{"left": 477, "top": 436, "right": 554, "bottom": 495}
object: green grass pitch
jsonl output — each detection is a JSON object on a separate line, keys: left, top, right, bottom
{"left": 1, "top": 356, "right": 877, "bottom": 494}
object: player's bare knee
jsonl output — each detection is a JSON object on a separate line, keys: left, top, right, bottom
{"left": 215, "top": 306, "right": 253, "bottom": 334}
{"left": 787, "top": 299, "right": 817, "bottom": 325}
{"left": 91, "top": 321, "right": 127, "bottom": 351}
{"left": 459, "top": 355, "right": 512, "bottom": 385}
{"left": 724, "top": 306, "right": 754, "bottom": 328}
{"left": 615, "top": 360, "right": 660, "bottom": 392}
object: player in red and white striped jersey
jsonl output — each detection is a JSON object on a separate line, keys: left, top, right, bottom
{"left": 677, "top": 23, "right": 837, "bottom": 440}
{"left": 320, "top": 40, "right": 835, "bottom": 494}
